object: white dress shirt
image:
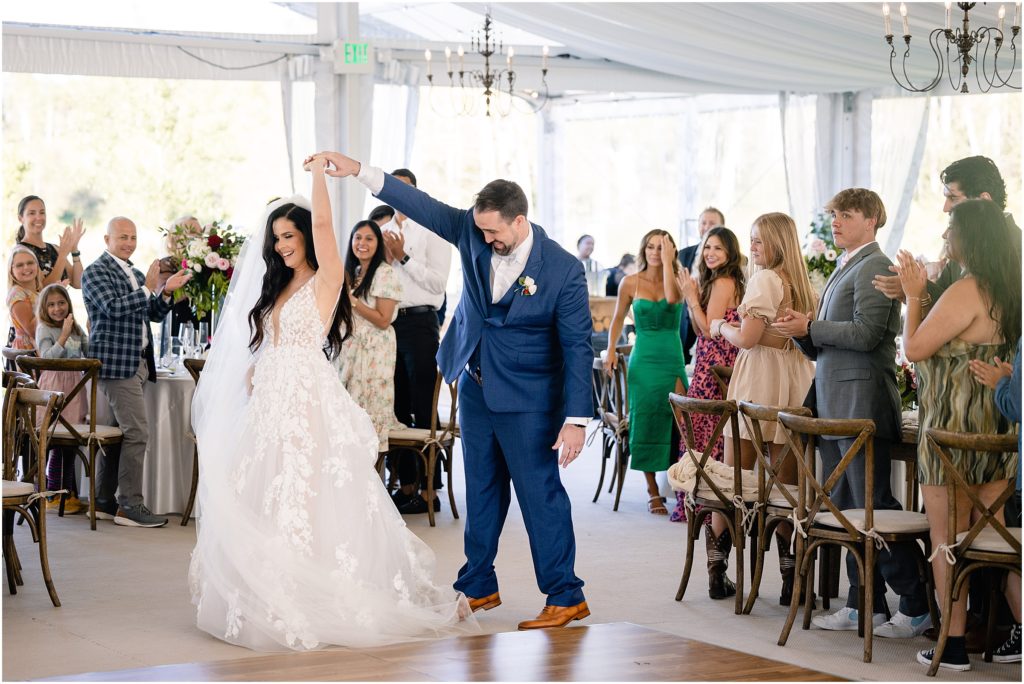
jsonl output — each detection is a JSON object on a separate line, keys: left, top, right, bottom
{"left": 381, "top": 216, "right": 452, "bottom": 310}
{"left": 490, "top": 227, "right": 534, "bottom": 303}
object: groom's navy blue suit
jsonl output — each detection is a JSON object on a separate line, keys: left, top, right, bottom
{"left": 374, "top": 173, "right": 592, "bottom": 606}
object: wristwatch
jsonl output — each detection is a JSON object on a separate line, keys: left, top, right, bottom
{"left": 399, "top": 254, "right": 411, "bottom": 265}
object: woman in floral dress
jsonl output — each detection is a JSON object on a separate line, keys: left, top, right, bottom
{"left": 335, "top": 220, "right": 405, "bottom": 454}
{"left": 670, "top": 227, "right": 745, "bottom": 522}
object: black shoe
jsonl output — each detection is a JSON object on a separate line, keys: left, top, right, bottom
{"left": 391, "top": 490, "right": 413, "bottom": 508}
{"left": 993, "top": 623, "right": 1022, "bottom": 663}
{"left": 399, "top": 495, "right": 440, "bottom": 515}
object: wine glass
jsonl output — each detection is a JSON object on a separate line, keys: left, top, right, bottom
{"left": 198, "top": 322, "right": 210, "bottom": 352}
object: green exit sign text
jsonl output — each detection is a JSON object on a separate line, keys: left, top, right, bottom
{"left": 344, "top": 42, "right": 369, "bottom": 65}
{"left": 331, "top": 39, "right": 374, "bottom": 74}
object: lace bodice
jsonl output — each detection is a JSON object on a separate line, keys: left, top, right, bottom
{"left": 272, "top": 278, "right": 328, "bottom": 352}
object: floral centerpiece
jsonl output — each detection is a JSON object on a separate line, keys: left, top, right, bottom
{"left": 161, "top": 220, "right": 245, "bottom": 321}
{"left": 895, "top": 346, "right": 918, "bottom": 411}
{"left": 802, "top": 211, "right": 838, "bottom": 295}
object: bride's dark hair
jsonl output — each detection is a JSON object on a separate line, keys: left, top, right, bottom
{"left": 248, "top": 203, "right": 352, "bottom": 359}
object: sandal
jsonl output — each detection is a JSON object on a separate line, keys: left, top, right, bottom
{"left": 647, "top": 495, "right": 668, "bottom": 515}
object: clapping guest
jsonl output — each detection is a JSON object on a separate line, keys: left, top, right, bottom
{"left": 378, "top": 169, "right": 452, "bottom": 515}
{"left": 704, "top": 213, "right": 816, "bottom": 600}
{"left": 678, "top": 207, "right": 726, "bottom": 364}
{"left": 16, "top": 195, "right": 86, "bottom": 288}
{"left": 969, "top": 339, "right": 1022, "bottom": 664}
{"left": 7, "top": 245, "right": 43, "bottom": 351}
{"left": 897, "top": 199, "right": 1021, "bottom": 672}
{"left": 605, "top": 229, "right": 687, "bottom": 515}
{"left": 35, "top": 284, "right": 90, "bottom": 514}
{"left": 669, "top": 227, "right": 745, "bottom": 523}
{"left": 82, "top": 217, "right": 192, "bottom": 528}
{"left": 336, "top": 220, "right": 405, "bottom": 469}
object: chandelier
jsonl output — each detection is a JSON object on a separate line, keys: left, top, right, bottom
{"left": 882, "top": 2, "right": 1021, "bottom": 93}
{"left": 423, "top": 11, "right": 550, "bottom": 117}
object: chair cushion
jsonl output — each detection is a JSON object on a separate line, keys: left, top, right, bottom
{"left": 767, "top": 483, "right": 800, "bottom": 507}
{"left": 2, "top": 480, "right": 35, "bottom": 498}
{"left": 51, "top": 423, "right": 123, "bottom": 441}
{"left": 388, "top": 427, "right": 454, "bottom": 443}
{"left": 815, "top": 509, "right": 930, "bottom": 534}
{"left": 957, "top": 527, "right": 1022, "bottom": 554}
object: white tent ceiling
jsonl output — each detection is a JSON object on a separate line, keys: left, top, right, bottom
{"left": 5, "top": 2, "right": 1017, "bottom": 95}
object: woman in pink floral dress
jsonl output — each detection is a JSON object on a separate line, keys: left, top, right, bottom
{"left": 670, "top": 227, "right": 746, "bottom": 522}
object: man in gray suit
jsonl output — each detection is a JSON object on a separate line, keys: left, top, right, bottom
{"left": 775, "top": 188, "right": 930, "bottom": 638}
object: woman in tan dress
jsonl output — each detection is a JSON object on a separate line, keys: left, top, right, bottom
{"left": 702, "top": 213, "right": 816, "bottom": 601}
{"left": 896, "top": 199, "right": 1020, "bottom": 672}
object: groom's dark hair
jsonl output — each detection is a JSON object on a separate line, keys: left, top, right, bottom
{"left": 391, "top": 168, "right": 417, "bottom": 187}
{"left": 474, "top": 180, "right": 528, "bottom": 223}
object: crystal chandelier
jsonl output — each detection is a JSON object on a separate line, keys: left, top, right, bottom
{"left": 423, "top": 10, "right": 550, "bottom": 117}
{"left": 882, "top": 2, "right": 1021, "bottom": 93}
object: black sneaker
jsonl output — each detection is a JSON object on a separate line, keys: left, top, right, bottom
{"left": 993, "top": 623, "right": 1022, "bottom": 663}
{"left": 917, "top": 646, "right": 971, "bottom": 672}
{"left": 399, "top": 495, "right": 440, "bottom": 515}
{"left": 391, "top": 489, "right": 413, "bottom": 508}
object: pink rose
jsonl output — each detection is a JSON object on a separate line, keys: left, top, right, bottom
{"left": 204, "top": 252, "right": 221, "bottom": 268}
{"left": 216, "top": 258, "right": 230, "bottom": 271}
{"left": 810, "top": 238, "right": 827, "bottom": 256}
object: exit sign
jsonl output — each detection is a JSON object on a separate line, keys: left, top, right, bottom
{"left": 332, "top": 39, "right": 374, "bottom": 74}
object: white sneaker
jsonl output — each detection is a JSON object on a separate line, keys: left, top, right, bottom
{"left": 811, "top": 606, "right": 885, "bottom": 631}
{"left": 874, "top": 611, "right": 932, "bottom": 638}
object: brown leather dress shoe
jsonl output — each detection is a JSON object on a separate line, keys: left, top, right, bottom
{"left": 517, "top": 601, "right": 590, "bottom": 630}
{"left": 467, "top": 592, "right": 501, "bottom": 612}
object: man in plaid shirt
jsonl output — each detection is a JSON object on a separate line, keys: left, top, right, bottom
{"left": 82, "top": 217, "right": 191, "bottom": 528}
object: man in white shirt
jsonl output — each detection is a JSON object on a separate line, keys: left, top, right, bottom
{"left": 380, "top": 169, "right": 454, "bottom": 515}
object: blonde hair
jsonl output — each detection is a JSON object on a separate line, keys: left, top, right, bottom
{"left": 750, "top": 212, "right": 816, "bottom": 314}
{"left": 636, "top": 229, "right": 681, "bottom": 275}
{"left": 36, "top": 283, "right": 85, "bottom": 337}
{"left": 7, "top": 245, "right": 42, "bottom": 291}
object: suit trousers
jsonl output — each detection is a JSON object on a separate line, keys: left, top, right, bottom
{"left": 453, "top": 370, "right": 585, "bottom": 606}
{"left": 391, "top": 311, "right": 442, "bottom": 489}
{"left": 818, "top": 437, "right": 928, "bottom": 616}
{"left": 97, "top": 358, "right": 150, "bottom": 509}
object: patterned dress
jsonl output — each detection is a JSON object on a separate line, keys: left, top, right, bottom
{"left": 916, "top": 338, "right": 1018, "bottom": 486}
{"left": 335, "top": 263, "right": 405, "bottom": 452}
{"left": 6, "top": 286, "right": 38, "bottom": 350}
{"left": 670, "top": 307, "right": 740, "bottom": 522}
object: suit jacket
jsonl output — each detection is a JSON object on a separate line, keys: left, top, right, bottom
{"left": 82, "top": 252, "right": 173, "bottom": 382}
{"left": 375, "top": 174, "right": 593, "bottom": 417}
{"left": 794, "top": 242, "right": 901, "bottom": 441}
{"left": 677, "top": 243, "right": 700, "bottom": 363}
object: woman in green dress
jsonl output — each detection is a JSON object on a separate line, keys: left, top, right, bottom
{"left": 897, "top": 199, "right": 1020, "bottom": 673}
{"left": 605, "top": 229, "right": 687, "bottom": 515}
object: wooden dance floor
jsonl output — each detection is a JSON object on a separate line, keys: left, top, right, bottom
{"left": 40, "top": 623, "right": 842, "bottom": 682}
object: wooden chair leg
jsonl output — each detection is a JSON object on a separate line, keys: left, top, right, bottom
{"left": 778, "top": 534, "right": 806, "bottom": 646}
{"left": 181, "top": 445, "right": 199, "bottom": 526}
{"left": 612, "top": 443, "right": 627, "bottom": 512}
{"left": 425, "top": 447, "right": 437, "bottom": 527}
{"left": 984, "top": 576, "right": 999, "bottom": 662}
{"left": 3, "top": 511, "right": 18, "bottom": 595}
{"left": 928, "top": 561, "right": 957, "bottom": 677}
{"left": 802, "top": 546, "right": 818, "bottom": 631}
{"left": 732, "top": 511, "right": 745, "bottom": 616}
{"left": 863, "top": 544, "right": 874, "bottom": 663}
{"left": 35, "top": 501, "right": 60, "bottom": 607}
{"left": 675, "top": 509, "right": 703, "bottom": 601}
{"left": 593, "top": 438, "right": 610, "bottom": 503}
{"left": 743, "top": 516, "right": 769, "bottom": 615}
{"left": 88, "top": 444, "right": 97, "bottom": 531}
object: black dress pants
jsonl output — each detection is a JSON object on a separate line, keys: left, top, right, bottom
{"left": 392, "top": 310, "right": 442, "bottom": 489}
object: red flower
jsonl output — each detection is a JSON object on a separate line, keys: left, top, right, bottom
{"left": 225, "top": 266, "right": 234, "bottom": 279}
{"left": 182, "top": 259, "right": 189, "bottom": 269}
{"left": 208, "top": 234, "right": 223, "bottom": 250}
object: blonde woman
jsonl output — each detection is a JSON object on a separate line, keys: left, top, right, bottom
{"left": 7, "top": 245, "right": 44, "bottom": 351}
{"left": 703, "top": 212, "right": 816, "bottom": 600}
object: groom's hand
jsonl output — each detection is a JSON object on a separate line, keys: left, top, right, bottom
{"left": 553, "top": 424, "right": 585, "bottom": 468}
{"left": 306, "top": 151, "right": 361, "bottom": 178}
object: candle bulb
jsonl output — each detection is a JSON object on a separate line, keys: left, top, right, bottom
{"left": 945, "top": 1, "right": 952, "bottom": 30}
{"left": 883, "top": 3, "right": 892, "bottom": 35}
{"left": 444, "top": 46, "right": 452, "bottom": 73}
{"left": 999, "top": 5, "right": 1006, "bottom": 33}
{"left": 457, "top": 45, "right": 464, "bottom": 72}
{"left": 507, "top": 46, "right": 514, "bottom": 68}
{"left": 900, "top": 3, "right": 909, "bottom": 36}
{"left": 424, "top": 49, "right": 432, "bottom": 77}
{"left": 1015, "top": 1, "right": 1021, "bottom": 28}
{"left": 542, "top": 44, "right": 550, "bottom": 70}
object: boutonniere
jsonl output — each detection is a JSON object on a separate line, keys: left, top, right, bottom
{"left": 515, "top": 275, "right": 538, "bottom": 296}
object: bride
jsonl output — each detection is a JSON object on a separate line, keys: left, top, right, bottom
{"left": 188, "top": 156, "right": 476, "bottom": 651}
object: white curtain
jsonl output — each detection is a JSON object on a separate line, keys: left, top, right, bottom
{"left": 873, "top": 97, "right": 932, "bottom": 255}
{"left": 779, "top": 92, "right": 819, "bottom": 228}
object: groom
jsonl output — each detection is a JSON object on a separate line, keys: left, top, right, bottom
{"left": 315, "top": 151, "right": 593, "bottom": 629}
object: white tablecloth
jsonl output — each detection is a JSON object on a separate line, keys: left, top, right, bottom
{"left": 141, "top": 373, "right": 196, "bottom": 516}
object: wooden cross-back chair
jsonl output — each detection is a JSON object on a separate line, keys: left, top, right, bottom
{"left": 17, "top": 358, "right": 123, "bottom": 530}
{"left": 180, "top": 358, "right": 206, "bottom": 526}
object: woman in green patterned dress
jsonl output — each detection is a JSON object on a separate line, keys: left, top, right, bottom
{"left": 897, "top": 199, "right": 1020, "bottom": 673}
{"left": 605, "top": 229, "right": 687, "bottom": 515}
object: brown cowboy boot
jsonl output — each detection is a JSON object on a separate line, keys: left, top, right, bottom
{"left": 706, "top": 526, "right": 736, "bottom": 600}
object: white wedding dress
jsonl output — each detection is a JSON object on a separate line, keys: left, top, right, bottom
{"left": 189, "top": 276, "right": 474, "bottom": 651}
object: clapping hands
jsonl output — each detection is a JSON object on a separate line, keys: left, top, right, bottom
{"left": 58, "top": 218, "right": 86, "bottom": 254}
{"left": 968, "top": 356, "right": 1013, "bottom": 389}
{"left": 676, "top": 267, "right": 698, "bottom": 302}
{"left": 893, "top": 249, "right": 928, "bottom": 300}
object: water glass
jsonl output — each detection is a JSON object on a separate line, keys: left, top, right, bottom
{"left": 198, "top": 322, "right": 210, "bottom": 351}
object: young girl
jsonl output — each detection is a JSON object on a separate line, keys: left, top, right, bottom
{"left": 7, "top": 245, "right": 43, "bottom": 351}
{"left": 35, "top": 284, "right": 91, "bottom": 514}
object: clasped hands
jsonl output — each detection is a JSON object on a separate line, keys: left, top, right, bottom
{"left": 301, "top": 151, "right": 361, "bottom": 177}
{"left": 771, "top": 308, "right": 814, "bottom": 338}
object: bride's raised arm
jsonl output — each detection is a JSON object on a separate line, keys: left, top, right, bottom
{"left": 308, "top": 157, "right": 345, "bottom": 292}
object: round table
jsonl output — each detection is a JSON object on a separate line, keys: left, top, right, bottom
{"left": 141, "top": 372, "right": 196, "bottom": 516}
